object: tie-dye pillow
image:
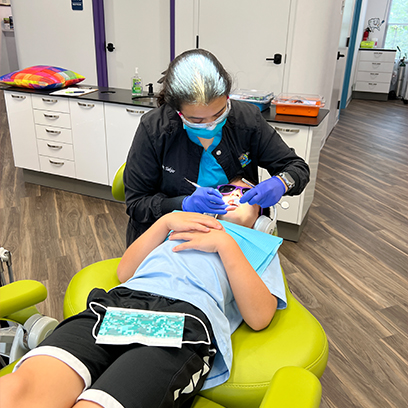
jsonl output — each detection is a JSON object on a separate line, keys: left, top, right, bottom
{"left": 0, "top": 65, "right": 85, "bottom": 89}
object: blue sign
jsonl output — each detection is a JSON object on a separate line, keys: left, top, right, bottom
{"left": 72, "top": 0, "right": 83, "bottom": 11}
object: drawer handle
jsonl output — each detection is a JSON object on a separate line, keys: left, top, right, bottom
{"left": 45, "top": 129, "right": 62, "bottom": 135}
{"left": 42, "top": 98, "right": 58, "bottom": 104}
{"left": 274, "top": 126, "right": 300, "bottom": 134}
{"left": 78, "top": 102, "right": 95, "bottom": 108}
{"left": 44, "top": 114, "right": 59, "bottom": 120}
{"left": 126, "top": 108, "right": 146, "bottom": 114}
{"left": 49, "top": 159, "right": 64, "bottom": 166}
{"left": 11, "top": 94, "right": 26, "bottom": 100}
{"left": 47, "top": 143, "right": 63, "bottom": 150}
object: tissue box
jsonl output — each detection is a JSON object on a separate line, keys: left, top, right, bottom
{"left": 229, "top": 89, "right": 274, "bottom": 111}
{"left": 360, "top": 41, "right": 375, "bottom": 49}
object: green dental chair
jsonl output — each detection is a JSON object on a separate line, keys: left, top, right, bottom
{"left": 62, "top": 164, "right": 329, "bottom": 407}
{"left": 0, "top": 164, "right": 329, "bottom": 407}
{"left": 0, "top": 279, "right": 58, "bottom": 375}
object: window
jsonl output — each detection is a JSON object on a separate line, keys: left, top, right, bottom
{"left": 384, "top": 0, "right": 408, "bottom": 56}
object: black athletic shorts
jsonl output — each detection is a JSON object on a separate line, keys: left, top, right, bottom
{"left": 17, "top": 288, "right": 216, "bottom": 408}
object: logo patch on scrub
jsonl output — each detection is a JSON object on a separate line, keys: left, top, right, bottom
{"left": 238, "top": 152, "right": 251, "bottom": 168}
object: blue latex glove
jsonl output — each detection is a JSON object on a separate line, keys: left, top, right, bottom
{"left": 239, "top": 176, "right": 286, "bottom": 207}
{"left": 182, "top": 187, "right": 228, "bottom": 214}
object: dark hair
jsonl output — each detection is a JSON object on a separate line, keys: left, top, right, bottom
{"left": 157, "top": 49, "right": 232, "bottom": 111}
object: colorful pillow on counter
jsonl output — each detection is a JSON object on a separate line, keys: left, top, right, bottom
{"left": 0, "top": 65, "right": 85, "bottom": 89}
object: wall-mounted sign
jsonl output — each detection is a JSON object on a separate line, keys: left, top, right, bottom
{"left": 72, "top": 0, "right": 83, "bottom": 11}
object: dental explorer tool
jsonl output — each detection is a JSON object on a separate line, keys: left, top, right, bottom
{"left": 184, "top": 178, "right": 201, "bottom": 188}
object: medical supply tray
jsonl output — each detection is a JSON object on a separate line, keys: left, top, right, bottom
{"left": 272, "top": 93, "right": 324, "bottom": 117}
{"left": 229, "top": 89, "right": 274, "bottom": 112}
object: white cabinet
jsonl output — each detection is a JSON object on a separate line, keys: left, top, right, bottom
{"left": 4, "top": 89, "right": 152, "bottom": 189}
{"left": 104, "top": 104, "right": 151, "bottom": 184}
{"left": 69, "top": 100, "right": 108, "bottom": 185}
{"left": 260, "top": 117, "right": 327, "bottom": 231}
{"left": 4, "top": 91, "right": 39, "bottom": 171}
{"left": 353, "top": 49, "right": 396, "bottom": 100}
{"left": 32, "top": 94, "right": 75, "bottom": 178}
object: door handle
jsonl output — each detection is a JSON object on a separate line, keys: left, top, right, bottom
{"left": 337, "top": 51, "right": 345, "bottom": 60}
{"left": 106, "top": 42, "right": 115, "bottom": 52}
{"left": 266, "top": 53, "right": 282, "bottom": 65}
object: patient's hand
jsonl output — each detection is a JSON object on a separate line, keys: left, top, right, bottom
{"left": 163, "top": 212, "right": 224, "bottom": 235}
{"left": 169, "top": 228, "right": 232, "bottom": 253}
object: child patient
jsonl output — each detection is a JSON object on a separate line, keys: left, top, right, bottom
{"left": 0, "top": 179, "right": 287, "bottom": 408}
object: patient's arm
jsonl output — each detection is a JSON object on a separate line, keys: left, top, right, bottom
{"left": 170, "top": 229, "right": 277, "bottom": 331}
{"left": 117, "top": 212, "right": 223, "bottom": 283}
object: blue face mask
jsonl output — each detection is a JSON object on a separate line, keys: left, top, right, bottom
{"left": 183, "top": 118, "right": 227, "bottom": 139}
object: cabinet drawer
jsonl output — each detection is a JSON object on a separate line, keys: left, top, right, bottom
{"left": 356, "top": 71, "right": 392, "bottom": 83}
{"left": 32, "top": 95, "right": 70, "bottom": 113}
{"left": 269, "top": 123, "right": 310, "bottom": 160}
{"left": 357, "top": 61, "right": 394, "bottom": 73}
{"left": 37, "top": 139, "right": 74, "bottom": 160}
{"left": 33, "top": 109, "right": 71, "bottom": 128}
{"left": 39, "top": 155, "right": 76, "bottom": 178}
{"left": 354, "top": 81, "right": 390, "bottom": 93}
{"left": 359, "top": 50, "right": 396, "bottom": 63}
{"left": 35, "top": 124, "right": 73, "bottom": 144}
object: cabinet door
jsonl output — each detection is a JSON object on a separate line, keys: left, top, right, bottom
{"left": 175, "top": 0, "right": 291, "bottom": 93}
{"left": 4, "top": 91, "right": 39, "bottom": 171}
{"left": 103, "top": 0, "right": 170, "bottom": 89}
{"left": 69, "top": 100, "right": 108, "bottom": 185}
{"left": 261, "top": 124, "right": 311, "bottom": 224}
{"left": 104, "top": 104, "right": 152, "bottom": 185}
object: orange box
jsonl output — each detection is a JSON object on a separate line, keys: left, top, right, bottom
{"left": 272, "top": 93, "right": 324, "bottom": 117}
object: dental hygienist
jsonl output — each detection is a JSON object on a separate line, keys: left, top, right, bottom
{"left": 124, "top": 48, "right": 310, "bottom": 246}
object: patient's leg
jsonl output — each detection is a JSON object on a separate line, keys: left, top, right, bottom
{"left": 0, "top": 355, "right": 85, "bottom": 408}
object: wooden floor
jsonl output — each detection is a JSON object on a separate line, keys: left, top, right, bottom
{"left": 1, "top": 90, "right": 407, "bottom": 407}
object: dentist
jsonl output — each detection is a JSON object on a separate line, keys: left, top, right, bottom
{"left": 124, "top": 48, "right": 309, "bottom": 246}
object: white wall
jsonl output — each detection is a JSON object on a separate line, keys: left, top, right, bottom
{"left": 363, "top": 0, "right": 391, "bottom": 47}
{"left": 0, "top": 4, "right": 18, "bottom": 75}
{"left": 284, "top": 1, "right": 345, "bottom": 111}
{"left": 10, "top": 0, "right": 98, "bottom": 85}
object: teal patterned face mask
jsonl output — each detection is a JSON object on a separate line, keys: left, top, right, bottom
{"left": 89, "top": 302, "right": 212, "bottom": 349}
{"left": 95, "top": 307, "right": 186, "bottom": 348}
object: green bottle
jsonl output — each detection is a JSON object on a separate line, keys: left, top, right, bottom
{"left": 132, "top": 67, "right": 143, "bottom": 96}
